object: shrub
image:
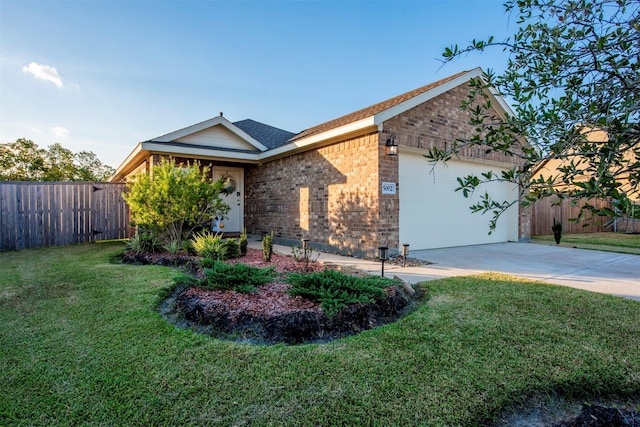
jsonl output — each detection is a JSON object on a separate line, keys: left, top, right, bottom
{"left": 262, "top": 232, "right": 273, "bottom": 262}
{"left": 290, "top": 244, "right": 319, "bottom": 272}
{"left": 122, "top": 158, "right": 230, "bottom": 245}
{"left": 127, "top": 230, "right": 162, "bottom": 254}
{"left": 163, "top": 239, "right": 182, "bottom": 254}
{"left": 191, "top": 232, "right": 227, "bottom": 260}
{"left": 239, "top": 228, "right": 248, "bottom": 256}
{"left": 193, "top": 260, "right": 276, "bottom": 293}
{"left": 223, "top": 238, "right": 240, "bottom": 259}
{"left": 287, "top": 269, "right": 395, "bottom": 317}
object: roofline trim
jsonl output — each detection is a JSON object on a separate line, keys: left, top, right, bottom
{"left": 258, "top": 117, "right": 376, "bottom": 159}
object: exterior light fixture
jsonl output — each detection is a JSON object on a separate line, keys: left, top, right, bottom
{"left": 378, "top": 246, "right": 389, "bottom": 277}
{"left": 386, "top": 134, "right": 398, "bottom": 156}
{"left": 401, "top": 243, "right": 410, "bottom": 268}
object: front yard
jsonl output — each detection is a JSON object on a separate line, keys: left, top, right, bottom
{"left": 1, "top": 242, "right": 639, "bottom": 425}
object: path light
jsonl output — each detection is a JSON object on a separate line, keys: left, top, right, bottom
{"left": 378, "top": 246, "right": 388, "bottom": 277}
{"left": 301, "top": 239, "right": 309, "bottom": 251}
{"left": 386, "top": 134, "right": 398, "bottom": 156}
{"left": 402, "top": 243, "right": 410, "bottom": 268}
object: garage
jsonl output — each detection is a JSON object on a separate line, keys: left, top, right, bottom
{"left": 399, "top": 152, "right": 520, "bottom": 250}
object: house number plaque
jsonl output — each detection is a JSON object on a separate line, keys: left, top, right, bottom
{"left": 381, "top": 182, "right": 396, "bottom": 194}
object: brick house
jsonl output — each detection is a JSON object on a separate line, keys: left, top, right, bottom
{"left": 111, "top": 68, "right": 531, "bottom": 257}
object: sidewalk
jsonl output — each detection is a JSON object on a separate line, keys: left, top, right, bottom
{"left": 249, "top": 240, "right": 640, "bottom": 301}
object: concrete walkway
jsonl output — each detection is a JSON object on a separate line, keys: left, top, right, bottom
{"left": 253, "top": 240, "right": 640, "bottom": 301}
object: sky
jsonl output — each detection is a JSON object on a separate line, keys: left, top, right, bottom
{"left": 0, "top": 0, "right": 516, "bottom": 169}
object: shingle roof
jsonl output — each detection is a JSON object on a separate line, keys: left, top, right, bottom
{"left": 233, "top": 119, "right": 297, "bottom": 150}
{"left": 290, "top": 70, "right": 470, "bottom": 142}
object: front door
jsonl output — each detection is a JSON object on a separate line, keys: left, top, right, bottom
{"left": 212, "top": 168, "right": 243, "bottom": 233}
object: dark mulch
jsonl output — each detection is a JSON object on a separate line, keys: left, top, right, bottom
{"left": 124, "top": 248, "right": 419, "bottom": 345}
{"left": 554, "top": 405, "right": 640, "bottom": 427}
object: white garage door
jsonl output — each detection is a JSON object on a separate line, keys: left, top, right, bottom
{"left": 399, "top": 153, "right": 519, "bottom": 250}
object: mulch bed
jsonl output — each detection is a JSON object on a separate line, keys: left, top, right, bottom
{"left": 123, "top": 248, "right": 418, "bottom": 345}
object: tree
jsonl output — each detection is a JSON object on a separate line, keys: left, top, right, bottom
{"left": 0, "top": 139, "right": 115, "bottom": 181}
{"left": 122, "top": 158, "right": 230, "bottom": 245}
{"left": 0, "top": 138, "right": 48, "bottom": 181}
{"left": 433, "top": 0, "right": 640, "bottom": 230}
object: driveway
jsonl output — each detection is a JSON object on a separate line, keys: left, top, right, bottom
{"left": 401, "top": 242, "right": 640, "bottom": 301}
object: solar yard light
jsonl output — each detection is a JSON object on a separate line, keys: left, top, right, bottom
{"left": 378, "top": 246, "right": 388, "bottom": 277}
{"left": 401, "top": 243, "right": 409, "bottom": 268}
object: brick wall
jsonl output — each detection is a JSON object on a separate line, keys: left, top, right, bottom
{"left": 245, "top": 133, "right": 391, "bottom": 257}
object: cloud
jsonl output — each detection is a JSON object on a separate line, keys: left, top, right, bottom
{"left": 51, "top": 126, "right": 70, "bottom": 138}
{"left": 22, "top": 62, "right": 64, "bottom": 89}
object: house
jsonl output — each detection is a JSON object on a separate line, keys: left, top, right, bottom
{"left": 530, "top": 126, "right": 639, "bottom": 234}
{"left": 111, "top": 68, "right": 530, "bottom": 257}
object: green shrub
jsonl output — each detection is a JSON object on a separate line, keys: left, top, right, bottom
{"left": 262, "top": 232, "right": 273, "bottom": 262}
{"left": 191, "top": 232, "right": 227, "bottom": 260}
{"left": 239, "top": 228, "right": 248, "bottom": 256}
{"left": 287, "top": 269, "right": 395, "bottom": 317}
{"left": 122, "top": 158, "right": 230, "bottom": 244}
{"left": 127, "top": 230, "right": 162, "bottom": 254}
{"left": 192, "top": 260, "right": 276, "bottom": 293}
{"left": 163, "top": 239, "right": 182, "bottom": 254}
{"left": 223, "top": 238, "right": 240, "bottom": 259}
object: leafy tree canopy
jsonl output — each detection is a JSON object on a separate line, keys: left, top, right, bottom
{"left": 0, "top": 138, "right": 115, "bottom": 181}
{"left": 122, "top": 158, "right": 230, "bottom": 244}
{"left": 433, "top": 0, "right": 640, "bottom": 230}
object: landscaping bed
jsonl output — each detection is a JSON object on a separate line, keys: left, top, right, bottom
{"left": 125, "top": 248, "right": 419, "bottom": 345}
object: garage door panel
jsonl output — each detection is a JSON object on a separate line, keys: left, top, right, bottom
{"left": 399, "top": 153, "right": 518, "bottom": 250}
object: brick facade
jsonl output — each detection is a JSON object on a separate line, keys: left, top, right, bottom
{"left": 245, "top": 133, "right": 395, "bottom": 257}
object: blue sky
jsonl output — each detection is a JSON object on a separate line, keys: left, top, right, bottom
{"left": 0, "top": 0, "right": 515, "bottom": 168}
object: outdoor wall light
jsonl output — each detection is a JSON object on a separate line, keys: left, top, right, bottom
{"left": 386, "top": 134, "right": 398, "bottom": 156}
{"left": 378, "top": 246, "right": 389, "bottom": 277}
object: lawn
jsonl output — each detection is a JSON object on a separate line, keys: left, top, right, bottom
{"left": 533, "top": 232, "right": 640, "bottom": 255}
{"left": 1, "top": 242, "right": 639, "bottom": 426}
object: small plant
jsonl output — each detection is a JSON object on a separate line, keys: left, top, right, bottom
{"left": 163, "top": 239, "right": 182, "bottom": 254}
{"left": 291, "top": 243, "right": 319, "bottom": 272}
{"left": 191, "top": 231, "right": 227, "bottom": 260}
{"left": 183, "top": 259, "right": 275, "bottom": 293}
{"left": 223, "top": 238, "right": 240, "bottom": 259}
{"left": 262, "top": 232, "right": 274, "bottom": 263}
{"left": 287, "top": 269, "right": 395, "bottom": 317}
{"left": 552, "top": 218, "right": 563, "bottom": 244}
{"left": 181, "top": 239, "right": 195, "bottom": 255}
{"left": 127, "top": 230, "right": 162, "bottom": 254}
{"left": 239, "top": 228, "right": 248, "bottom": 256}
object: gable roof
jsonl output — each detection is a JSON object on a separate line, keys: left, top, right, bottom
{"left": 233, "top": 119, "right": 296, "bottom": 150}
{"left": 290, "top": 69, "right": 472, "bottom": 142}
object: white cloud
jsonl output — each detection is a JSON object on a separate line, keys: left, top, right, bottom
{"left": 22, "top": 62, "right": 64, "bottom": 89}
{"left": 51, "top": 126, "right": 70, "bottom": 138}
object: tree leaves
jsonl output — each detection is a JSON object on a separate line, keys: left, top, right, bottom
{"left": 436, "top": 0, "right": 640, "bottom": 230}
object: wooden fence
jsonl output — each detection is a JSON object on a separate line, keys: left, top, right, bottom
{"left": 530, "top": 196, "right": 614, "bottom": 236}
{"left": 0, "top": 182, "right": 132, "bottom": 251}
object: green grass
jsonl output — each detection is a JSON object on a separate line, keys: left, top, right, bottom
{"left": 1, "top": 243, "right": 639, "bottom": 426}
{"left": 533, "top": 232, "right": 640, "bottom": 254}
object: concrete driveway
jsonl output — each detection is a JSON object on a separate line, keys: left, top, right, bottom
{"left": 400, "top": 242, "right": 640, "bottom": 301}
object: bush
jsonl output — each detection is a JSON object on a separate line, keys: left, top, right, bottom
{"left": 163, "top": 239, "right": 182, "bottom": 254}
{"left": 122, "top": 158, "right": 230, "bottom": 245}
{"left": 239, "top": 228, "right": 248, "bottom": 256}
{"left": 191, "top": 232, "right": 227, "bottom": 260}
{"left": 287, "top": 269, "right": 396, "bottom": 317}
{"left": 262, "top": 232, "right": 273, "bottom": 262}
{"left": 127, "top": 231, "right": 162, "bottom": 254}
{"left": 192, "top": 260, "right": 276, "bottom": 293}
{"left": 223, "top": 238, "right": 240, "bottom": 259}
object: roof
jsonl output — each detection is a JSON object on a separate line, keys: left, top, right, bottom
{"left": 290, "top": 70, "right": 470, "bottom": 142}
{"left": 232, "top": 119, "right": 296, "bottom": 150}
